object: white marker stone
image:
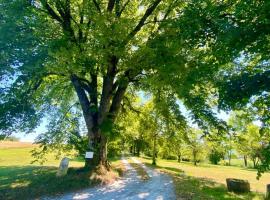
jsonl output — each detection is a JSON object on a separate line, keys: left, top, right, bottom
{"left": 56, "top": 157, "right": 69, "bottom": 177}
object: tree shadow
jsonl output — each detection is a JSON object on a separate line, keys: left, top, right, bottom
{"left": 0, "top": 165, "right": 93, "bottom": 200}
{"left": 175, "top": 174, "right": 263, "bottom": 200}
{"left": 144, "top": 163, "right": 263, "bottom": 200}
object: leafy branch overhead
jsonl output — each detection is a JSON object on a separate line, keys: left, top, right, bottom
{"left": 1, "top": 0, "right": 270, "bottom": 171}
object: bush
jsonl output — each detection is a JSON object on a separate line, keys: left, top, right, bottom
{"left": 182, "top": 158, "right": 191, "bottom": 162}
{"left": 209, "top": 149, "right": 224, "bottom": 165}
{"left": 165, "top": 155, "right": 178, "bottom": 160}
{"left": 107, "top": 141, "right": 122, "bottom": 158}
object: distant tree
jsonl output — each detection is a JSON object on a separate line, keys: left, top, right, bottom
{"left": 208, "top": 149, "right": 224, "bottom": 165}
{"left": 215, "top": 0, "right": 270, "bottom": 175}
{"left": 185, "top": 129, "right": 205, "bottom": 166}
{"left": 1, "top": 136, "right": 20, "bottom": 142}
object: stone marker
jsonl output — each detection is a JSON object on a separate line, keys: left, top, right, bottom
{"left": 266, "top": 184, "right": 270, "bottom": 199}
{"left": 56, "top": 157, "right": 69, "bottom": 177}
{"left": 226, "top": 178, "right": 250, "bottom": 193}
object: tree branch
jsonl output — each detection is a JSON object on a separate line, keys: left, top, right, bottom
{"left": 71, "top": 75, "right": 91, "bottom": 112}
{"left": 123, "top": 96, "right": 141, "bottom": 114}
{"left": 117, "top": 0, "right": 130, "bottom": 17}
{"left": 109, "top": 80, "right": 129, "bottom": 121}
{"left": 92, "top": 0, "right": 101, "bottom": 13}
{"left": 40, "top": 0, "right": 63, "bottom": 23}
{"left": 70, "top": 75, "right": 94, "bottom": 137}
{"left": 115, "top": 0, "right": 120, "bottom": 16}
{"left": 124, "top": 0, "right": 162, "bottom": 44}
{"left": 98, "top": 56, "right": 118, "bottom": 124}
{"left": 107, "top": 0, "right": 116, "bottom": 12}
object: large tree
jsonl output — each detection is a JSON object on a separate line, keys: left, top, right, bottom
{"left": 1, "top": 0, "right": 243, "bottom": 169}
{"left": 1, "top": 0, "right": 180, "bottom": 168}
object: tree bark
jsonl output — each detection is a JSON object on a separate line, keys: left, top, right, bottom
{"left": 244, "top": 155, "right": 248, "bottom": 167}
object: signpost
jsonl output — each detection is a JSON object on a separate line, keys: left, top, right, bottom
{"left": 85, "top": 151, "right": 94, "bottom": 159}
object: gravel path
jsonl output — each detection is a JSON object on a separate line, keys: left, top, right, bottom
{"left": 44, "top": 157, "right": 176, "bottom": 200}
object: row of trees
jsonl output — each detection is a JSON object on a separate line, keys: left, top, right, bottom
{"left": 113, "top": 103, "right": 270, "bottom": 169}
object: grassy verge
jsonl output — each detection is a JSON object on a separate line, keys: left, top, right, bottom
{"left": 0, "top": 143, "right": 124, "bottom": 200}
{"left": 128, "top": 159, "right": 149, "bottom": 181}
{"left": 137, "top": 157, "right": 265, "bottom": 200}
{"left": 0, "top": 166, "right": 96, "bottom": 200}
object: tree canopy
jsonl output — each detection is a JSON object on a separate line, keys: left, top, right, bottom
{"left": 1, "top": 0, "right": 270, "bottom": 173}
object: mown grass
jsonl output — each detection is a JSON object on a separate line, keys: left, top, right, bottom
{"left": 137, "top": 157, "right": 266, "bottom": 200}
{"left": 0, "top": 142, "right": 123, "bottom": 200}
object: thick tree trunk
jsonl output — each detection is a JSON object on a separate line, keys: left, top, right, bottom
{"left": 84, "top": 133, "right": 109, "bottom": 169}
{"left": 99, "top": 135, "right": 108, "bottom": 166}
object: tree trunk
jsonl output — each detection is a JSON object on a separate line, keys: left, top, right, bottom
{"left": 193, "top": 150, "right": 197, "bottom": 166}
{"left": 152, "top": 134, "right": 157, "bottom": 165}
{"left": 252, "top": 157, "right": 257, "bottom": 169}
{"left": 177, "top": 154, "right": 181, "bottom": 163}
{"left": 84, "top": 132, "right": 109, "bottom": 169}
{"left": 133, "top": 140, "right": 136, "bottom": 155}
{"left": 244, "top": 155, "right": 248, "bottom": 167}
{"left": 137, "top": 140, "right": 141, "bottom": 157}
{"left": 228, "top": 151, "right": 232, "bottom": 166}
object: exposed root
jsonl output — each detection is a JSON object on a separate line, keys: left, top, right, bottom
{"left": 90, "top": 164, "right": 118, "bottom": 185}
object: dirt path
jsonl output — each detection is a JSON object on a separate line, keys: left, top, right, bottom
{"left": 44, "top": 157, "right": 176, "bottom": 200}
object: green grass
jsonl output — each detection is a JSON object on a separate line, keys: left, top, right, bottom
{"left": 137, "top": 157, "right": 266, "bottom": 200}
{"left": 0, "top": 165, "right": 96, "bottom": 200}
{"left": 0, "top": 142, "right": 121, "bottom": 200}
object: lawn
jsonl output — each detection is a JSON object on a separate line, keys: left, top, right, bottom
{"left": 137, "top": 157, "right": 267, "bottom": 200}
{"left": 0, "top": 141, "right": 122, "bottom": 200}
{"left": 1, "top": 141, "right": 268, "bottom": 200}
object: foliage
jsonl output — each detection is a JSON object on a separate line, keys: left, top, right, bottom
{"left": 208, "top": 149, "right": 224, "bottom": 165}
{"left": 0, "top": 136, "right": 20, "bottom": 141}
{"left": 183, "top": 129, "right": 206, "bottom": 165}
{"left": 1, "top": 0, "right": 270, "bottom": 173}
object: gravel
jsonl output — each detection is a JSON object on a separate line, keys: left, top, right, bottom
{"left": 44, "top": 157, "right": 176, "bottom": 200}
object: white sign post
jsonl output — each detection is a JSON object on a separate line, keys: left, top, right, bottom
{"left": 85, "top": 151, "right": 94, "bottom": 159}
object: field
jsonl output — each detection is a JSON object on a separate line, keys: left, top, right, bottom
{"left": 0, "top": 141, "right": 121, "bottom": 200}
{"left": 138, "top": 157, "right": 268, "bottom": 199}
{"left": 1, "top": 141, "right": 269, "bottom": 200}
